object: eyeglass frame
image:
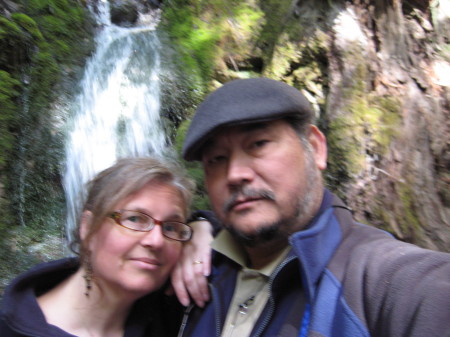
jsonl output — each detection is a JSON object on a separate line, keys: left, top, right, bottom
{"left": 109, "top": 209, "right": 193, "bottom": 242}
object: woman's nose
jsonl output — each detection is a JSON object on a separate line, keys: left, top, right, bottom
{"left": 140, "top": 224, "right": 165, "bottom": 249}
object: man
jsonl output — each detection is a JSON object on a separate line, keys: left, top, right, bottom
{"left": 176, "top": 78, "right": 450, "bottom": 337}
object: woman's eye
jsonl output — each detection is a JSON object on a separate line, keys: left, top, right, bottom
{"left": 163, "top": 223, "right": 177, "bottom": 232}
{"left": 126, "top": 215, "right": 145, "bottom": 223}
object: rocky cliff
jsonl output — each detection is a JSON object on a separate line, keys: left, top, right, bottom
{"left": 164, "top": 0, "right": 450, "bottom": 251}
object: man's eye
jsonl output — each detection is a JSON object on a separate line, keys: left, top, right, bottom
{"left": 207, "top": 155, "right": 227, "bottom": 165}
{"left": 252, "top": 140, "right": 269, "bottom": 148}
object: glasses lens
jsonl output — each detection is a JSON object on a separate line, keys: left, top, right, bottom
{"left": 162, "top": 222, "right": 192, "bottom": 241}
{"left": 120, "top": 210, "right": 152, "bottom": 231}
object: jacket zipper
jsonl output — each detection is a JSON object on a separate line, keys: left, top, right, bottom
{"left": 177, "top": 283, "right": 222, "bottom": 337}
{"left": 179, "top": 254, "right": 304, "bottom": 337}
{"left": 177, "top": 303, "right": 194, "bottom": 337}
{"left": 252, "top": 255, "right": 297, "bottom": 337}
{"left": 211, "top": 284, "right": 222, "bottom": 337}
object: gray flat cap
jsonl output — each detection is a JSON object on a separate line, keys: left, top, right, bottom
{"left": 182, "top": 77, "right": 313, "bottom": 161}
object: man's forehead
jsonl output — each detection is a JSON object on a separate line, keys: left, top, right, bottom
{"left": 200, "top": 120, "right": 285, "bottom": 156}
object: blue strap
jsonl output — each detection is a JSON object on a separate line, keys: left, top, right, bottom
{"left": 298, "top": 303, "right": 311, "bottom": 337}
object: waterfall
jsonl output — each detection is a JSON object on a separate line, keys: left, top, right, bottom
{"left": 63, "top": 1, "right": 168, "bottom": 245}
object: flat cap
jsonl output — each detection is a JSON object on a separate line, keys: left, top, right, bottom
{"left": 182, "top": 77, "right": 313, "bottom": 161}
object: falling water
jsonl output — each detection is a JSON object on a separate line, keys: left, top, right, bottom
{"left": 63, "top": 1, "right": 168, "bottom": 244}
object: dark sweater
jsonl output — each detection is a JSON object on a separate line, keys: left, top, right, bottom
{"left": 0, "top": 257, "right": 182, "bottom": 337}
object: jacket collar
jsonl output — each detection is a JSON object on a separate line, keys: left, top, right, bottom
{"left": 288, "top": 189, "right": 343, "bottom": 302}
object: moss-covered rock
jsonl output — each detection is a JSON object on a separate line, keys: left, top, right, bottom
{"left": 11, "top": 12, "right": 45, "bottom": 42}
{"left": 0, "top": 0, "right": 95, "bottom": 293}
{"left": 0, "top": 70, "right": 21, "bottom": 169}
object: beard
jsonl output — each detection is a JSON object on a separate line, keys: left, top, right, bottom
{"left": 224, "top": 150, "right": 322, "bottom": 248}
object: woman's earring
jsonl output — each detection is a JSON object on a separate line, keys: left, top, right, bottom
{"left": 83, "top": 252, "right": 93, "bottom": 297}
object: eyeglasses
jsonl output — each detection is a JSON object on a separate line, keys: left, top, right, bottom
{"left": 109, "top": 210, "right": 192, "bottom": 242}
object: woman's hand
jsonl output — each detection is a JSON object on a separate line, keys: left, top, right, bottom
{"left": 171, "top": 219, "right": 213, "bottom": 307}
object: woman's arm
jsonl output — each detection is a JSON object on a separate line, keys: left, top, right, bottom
{"left": 170, "top": 219, "right": 213, "bottom": 307}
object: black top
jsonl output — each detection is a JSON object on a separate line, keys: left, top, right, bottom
{"left": 0, "top": 257, "right": 182, "bottom": 337}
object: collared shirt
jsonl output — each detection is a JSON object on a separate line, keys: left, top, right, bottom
{"left": 212, "top": 230, "right": 291, "bottom": 337}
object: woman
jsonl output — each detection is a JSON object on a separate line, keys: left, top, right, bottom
{"left": 0, "top": 157, "right": 196, "bottom": 337}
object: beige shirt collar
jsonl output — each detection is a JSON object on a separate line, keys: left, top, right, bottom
{"left": 211, "top": 229, "right": 291, "bottom": 276}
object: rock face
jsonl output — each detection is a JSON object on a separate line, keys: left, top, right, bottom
{"left": 323, "top": 2, "right": 450, "bottom": 252}
{"left": 175, "top": 0, "right": 449, "bottom": 251}
{"left": 109, "top": 0, "right": 160, "bottom": 26}
{"left": 110, "top": 0, "right": 138, "bottom": 26}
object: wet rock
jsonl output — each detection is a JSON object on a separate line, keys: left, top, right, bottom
{"left": 110, "top": 0, "right": 139, "bottom": 27}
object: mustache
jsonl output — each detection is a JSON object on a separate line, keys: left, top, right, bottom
{"left": 223, "top": 187, "right": 276, "bottom": 213}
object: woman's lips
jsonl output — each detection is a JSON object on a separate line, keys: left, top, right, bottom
{"left": 130, "top": 257, "right": 161, "bottom": 269}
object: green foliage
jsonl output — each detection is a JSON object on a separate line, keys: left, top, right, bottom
{"left": 29, "top": 51, "right": 59, "bottom": 113}
{"left": 0, "top": 71, "right": 21, "bottom": 168}
{"left": 162, "top": 3, "right": 220, "bottom": 87}
{"left": 326, "top": 94, "right": 401, "bottom": 192}
{"left": 324, "top": 44, "right": 401, "bottom": 195}
{"left": 0, "top": 16, "right": 22, "bottom": 38}
{"left": 0, "top": 16, "right": 33, "bottom": 72}
{"left": 397, "top": 181, "right": 421, "bottom": 233}
{"left": 162, "top": 0, "right": 264, "bottom": 88}
{"left": 0, "top": 0, "right": 93, "bottom": 286}
{"left": 11, "top": 12, "right": 45, "bottom": 42}
{"left": 258, "top": 0, "right": 292, "bottom": 52}
{"left": 174, "top": 119, "right": 210, "bottom": 211}
{"left": 22, "top": 0, "right": 91, "bottom": 62}
{"left": 163, "top": 0, "right": 264, "bottom": 210}
{"left": 372, "top": 177, "right": 423, "bottom": 244}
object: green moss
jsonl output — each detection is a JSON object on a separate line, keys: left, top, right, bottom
{"left": 28, "top": 51, "right": 59, "bottom": 113}
{"left": 1, "top": 0, "right": 95, "bottom": 290}
{"left": 365, "top": 179, "right": 422, "bottom": 244}
{"left": 0, "top": 71, "right": 21, "bottom": 109}
{"left": 162, "top": 3, "right": 221, "bottom": 87}
{"left": 369, "top": 96, "right": 402, "bottom": 153}
{"left": 1, "top": 0, "right": 93, "bottom": 233}
{"left": 396, "top": 182, "right": 422, "bottom": 237}
{"left": 174, "top": 119, "right": 210, "bottom": 211}
{"left": 0, "top": 17, "right": 33, "bottom": 70}
{"left": 11, "top": 13, "right": 45, "bottom": 42}
{"left": 326, "top": 95, "right": 401, "bottom": 192}
{"left": 326, "top": 115, "right": 364, "bottom": 190}
{"left": 267, "top": 36, "right": 299, "bottom": 78}
{"left": 258, "top": 0, "right": 294, "bottom": 56}
{"left": 0, "top": 71, "right": 21, "bottom": 168}
{"left": 325, "top": 45, "right": 401, "bottom": 192}
{"left": 162, "top": 0, "right": 264, "bottom": 88}
{"left": 257, "top": 0, "right": 331, "bottom": 77}
{"left": 23, "top": 0, "right": 91, "bottom": 62}
{"left": 349, "top": 95, "right": 401, "bottom": 155}
{"left": 0, "top": 16, "right": 22, "bottom": 38}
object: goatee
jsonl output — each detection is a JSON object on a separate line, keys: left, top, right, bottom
{"left": 227, "top": 221, "right": 282, "bottom": 247}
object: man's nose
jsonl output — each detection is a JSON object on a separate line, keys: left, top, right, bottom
{"left": 226, "top": 154, "right": 255, "bottom": 187}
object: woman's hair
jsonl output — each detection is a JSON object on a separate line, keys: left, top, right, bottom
{"left": 70, "top": 156, "right": 195, "bottom": 260}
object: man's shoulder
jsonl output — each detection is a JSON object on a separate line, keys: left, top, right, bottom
{"left": 327, "top": 202, "right": 450, "bottom": 278}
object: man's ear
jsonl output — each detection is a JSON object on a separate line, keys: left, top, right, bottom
{"left": 308, "top": 125, "right": 327, "bottom": 170}
{"left": 80, "top": 210, "right": 93, "bottom": 241}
